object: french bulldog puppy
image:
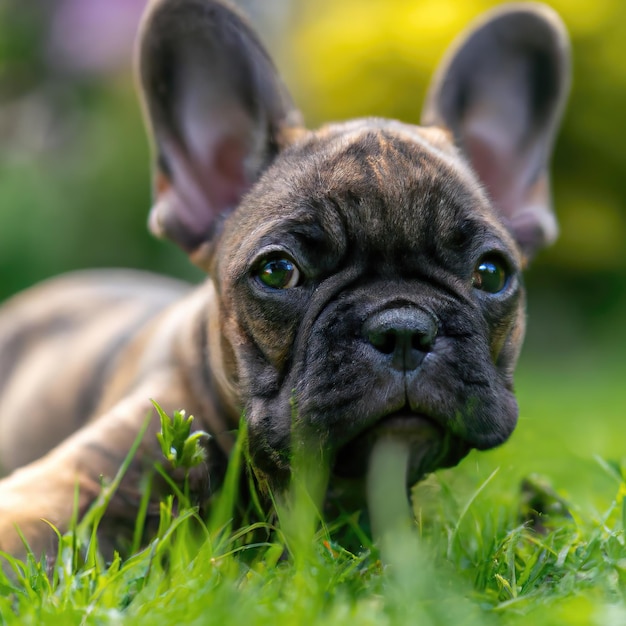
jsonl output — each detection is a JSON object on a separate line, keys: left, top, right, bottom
{"left": 0, "top": 0, "right": 570, "bottom": 559}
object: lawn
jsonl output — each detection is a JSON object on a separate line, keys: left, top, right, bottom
{"left": 1, "top": 348, "right": 625, "bottom": 625}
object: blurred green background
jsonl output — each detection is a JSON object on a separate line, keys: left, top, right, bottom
{"left": 0, "top": 1, "right": 623, "bottom": 364}
{"left": 1, "top": 4, "right": 625, "bottom": 615}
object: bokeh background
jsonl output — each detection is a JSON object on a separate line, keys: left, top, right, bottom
{"left": 0, "top": 0, "right": 624, "bottom": 503}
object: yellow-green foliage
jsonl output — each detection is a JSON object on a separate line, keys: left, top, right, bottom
{"left": 285, "top": 0, "right": 626, "bottom": 273}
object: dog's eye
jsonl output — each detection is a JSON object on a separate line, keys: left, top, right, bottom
{"left": 472, "top": 254, "right": 509, "bottom": 293}
{"left": 256, "top": 258, "right": 301, "bottom": 290}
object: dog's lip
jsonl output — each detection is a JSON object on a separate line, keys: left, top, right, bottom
{"left": 332, "top": 411, "right": 469, "bottom": 484}
{"left": 366, "top": 412, "right": 438, "bottom": 434}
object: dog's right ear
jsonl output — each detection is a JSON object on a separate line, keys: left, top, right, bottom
{"left": 137, "top": 0, "right": 302, "bottom": 267}
{"left": 422, "top": 4, "right": 570, "bottom": 262}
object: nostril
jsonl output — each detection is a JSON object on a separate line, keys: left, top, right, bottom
{"left": 369, "top": 329, "right": 398, "bottom": 355}
{"left": 412, "top": 328, "right": 435, "bottom": 352}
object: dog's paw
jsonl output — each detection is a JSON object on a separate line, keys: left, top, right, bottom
{"left": 0, "top": 462, "right": 87, "bottom": 559}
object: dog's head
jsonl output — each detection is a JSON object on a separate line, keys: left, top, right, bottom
{"left": 137, "top": 1, "right": 570, "bottom": 488}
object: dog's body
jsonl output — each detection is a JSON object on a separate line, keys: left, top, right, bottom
{"left": 0, "top": 0, "right": 570, "bottom": 558}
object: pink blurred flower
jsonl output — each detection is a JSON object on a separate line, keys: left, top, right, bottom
{"left": 47, "top": 0, "right": 146, "bottom": 76}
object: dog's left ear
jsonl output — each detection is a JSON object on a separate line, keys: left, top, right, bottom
{"left": 136, "top": 0, "right": 302, "bottom": 266}
{"left": 422, "top": 4, "right": 570, "bottom": 261}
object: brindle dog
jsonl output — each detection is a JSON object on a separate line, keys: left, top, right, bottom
{"left": 0, "top": 0, "right": 570, "bottom": 558}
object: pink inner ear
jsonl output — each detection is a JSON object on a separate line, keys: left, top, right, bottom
{"left": 466, "top": 133, "right": 556, "bottom": 256}
{"left": 465, "top": 133, "right": 523, "bottom": 221}
{"left": 186, "top": 132, "right": 252, "bottom": 233}
{"left": 211, "top": 135, "right": 250, "bottom": 208}
{"left": 150, "top": 132, "right": 252, "bottom": 251}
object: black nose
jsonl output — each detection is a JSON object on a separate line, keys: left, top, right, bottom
{"left": 363, "top": 307, "right": 437, "bottom": 372}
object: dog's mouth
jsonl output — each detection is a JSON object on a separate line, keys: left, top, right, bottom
{"left": 332, "top": 412, "right": 470, "bottom": 487}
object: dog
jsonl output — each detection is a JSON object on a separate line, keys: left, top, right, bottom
{"left": 0, "top": 0, "right": 570, "bottom": 559}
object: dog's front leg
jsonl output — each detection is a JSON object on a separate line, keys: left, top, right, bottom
{"left": 0, "top": 373, "right": 200, "bottom": 560}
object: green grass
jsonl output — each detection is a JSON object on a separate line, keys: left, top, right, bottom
{"left": 1, "top": 353, "right": 625, "bottom": 625}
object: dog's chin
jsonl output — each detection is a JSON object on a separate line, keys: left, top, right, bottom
{"left": 332, "top": 412, "right": 470, "bottom": 487}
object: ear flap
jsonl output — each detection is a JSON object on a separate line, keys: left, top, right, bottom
{"left": 136, "top": 0, "right": 302, "bottom": 265}
{"left": 422, "top": 4, "right": 570, "bottom": 261}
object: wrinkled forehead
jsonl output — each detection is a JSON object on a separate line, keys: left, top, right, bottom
{"left": 225, "top": 118, "right": 517, "bottom": 261}
{"left": 282, "top": 118, "right": 480, "bottom": 200}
